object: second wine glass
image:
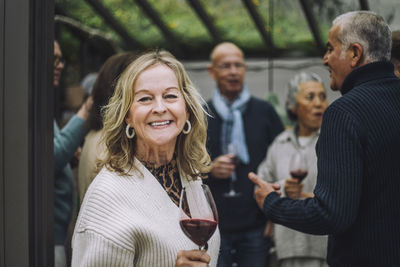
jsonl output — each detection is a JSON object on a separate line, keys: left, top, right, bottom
{"left": 179, "top": 183, "right": 218, "bottom": 250}
{"left": 224, "top": 143, "right": 242, "bottom": 198}
{"left": 289, "top": 149, "right": 308, "bottom": 182}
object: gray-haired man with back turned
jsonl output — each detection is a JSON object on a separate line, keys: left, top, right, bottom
{"left": 249, "top": 11, "right": 400, "bottom": 267}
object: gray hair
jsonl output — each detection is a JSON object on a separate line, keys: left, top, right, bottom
{"left": 333, "top": 11, "right": 392, "bottom": 63}
{"left": 285, "top": 72, "right": 322, "bottom": 121}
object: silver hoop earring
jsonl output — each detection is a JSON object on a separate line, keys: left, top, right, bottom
{"left": 126, "top": 124, "right": 135, "bottom": 139}
{"left": 182, "top": 120, "right": 191, "bottom": 134}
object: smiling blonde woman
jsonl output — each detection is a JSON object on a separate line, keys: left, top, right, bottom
{"left": 71, "top": 50, "right": 220, "bottom": 267}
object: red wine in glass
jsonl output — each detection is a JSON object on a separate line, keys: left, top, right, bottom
{"left": 179, "top": 219, "right": 218, "bottom": 248}
{"left": 179, "top": 183, "right": 218, "bottom": 250}
{"left": 289, "top": 150, "right": 308, "bottom": 183}
{"left": 290, "top": 170, "right": 308, "bottom": 182}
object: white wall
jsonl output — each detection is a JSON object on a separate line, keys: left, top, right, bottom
{"left": 183, "top": 58, "right": 341, "bottom": 107}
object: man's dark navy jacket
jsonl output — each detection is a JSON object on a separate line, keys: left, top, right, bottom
{"left": 263, "top": 62, "right": 400, "bottom": 267}
{"left": 206, "top": 96, "right": 283, "bottom": 233}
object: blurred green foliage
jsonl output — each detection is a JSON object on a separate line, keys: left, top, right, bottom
{"left": 55, "top": 0, "right": 342, "bottom": 58}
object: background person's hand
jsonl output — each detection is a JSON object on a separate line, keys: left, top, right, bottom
{"left": 284, "top": 178, "right": 303, "bottom": 199}
{"left": 175, "top": 250, "right": 210, "bottom": 267}
{"left": 210, "top": 154, "right": 235, "bottom": 179}
{"left": 248, "top": 172, "right": 281, "bottom": 210}
{"left": 284, "top": 178, "right": 315, "bottom": 199}
{"left": 77, "top": 95, "right": 93, "bottom": 121}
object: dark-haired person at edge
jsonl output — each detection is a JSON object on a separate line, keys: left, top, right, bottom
{"left": 249, "top": 11, "right": 400, "bottom": 267}
{"left": 53, "top": 40, "right": 93, "bottom": 267}
{"left": 78, "top": 52, "right": 137, "bottom": 203}
{"left": 205, "top": 42, "right": 284, "bottom": 267}
{"left": 71, "top": 50, "right": 220, "bottom": 266}
{"left": 391, "top": 30, "right": 400, "bottom": 77}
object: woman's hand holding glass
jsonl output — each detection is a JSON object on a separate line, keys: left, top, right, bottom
{"left": 286, "top": 150, "right": 307, "bottom": 199}
{"left": 284, "top": 178, "right": 304, "bottom": 199}
{"left": 286, "top": 150, "right": 315, "bottom": 199}
{"left": 175, "top": 250, "right": 211, "bottom": 267}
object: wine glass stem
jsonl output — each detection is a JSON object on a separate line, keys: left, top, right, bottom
{"left": 231, "top": 171, "right": 237, "bottom": 182}
{"left": 229, "top": 179, "right": 235, "bottom": 192}
{"left": 229, "top": 172, "right": 237, "bottom": 192}
{"left": 199, "top": 242, "right": 208, "bottom": 251}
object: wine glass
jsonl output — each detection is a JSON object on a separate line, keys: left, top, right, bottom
{"left": 179, "top": 183, "right": 218, "bottom": 250}
{"left": 224, "top": 143, "right": 242, "bottom": 198}
{"left": 289, "top": 149, "right": 308, "bottom": 182}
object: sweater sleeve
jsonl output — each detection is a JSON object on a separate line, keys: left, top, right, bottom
{"left": 262, "top": 105, "right": 364, "bottom": 235}
{"left": 54, "top": 116, "right": 87, "bottom": 172}
{"left": 72, "top": 230, "right": 135, "bottom": 267}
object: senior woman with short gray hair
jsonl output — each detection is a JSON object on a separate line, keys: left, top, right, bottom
{"left": 257, "top": 72, "right": 329, "bottom": 267}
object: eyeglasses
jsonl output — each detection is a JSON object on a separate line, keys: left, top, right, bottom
{"left": 215, "top": 62, "right": 246, "bottom": 71}
{"left": 54, "top": 56, "right": 65, "bottom": 67}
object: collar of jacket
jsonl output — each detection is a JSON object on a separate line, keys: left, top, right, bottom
{"left": 340, "top": 61, "right": 396, "bottom": 95}
{"left": 277, "top": 125, "right": 320, "bottom": 149}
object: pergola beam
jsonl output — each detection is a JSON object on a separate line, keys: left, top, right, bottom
{"left": 186, "top": 0, "right": 222, "bottom": 44}
{"left": 54, "top": 15, "right": 118, "bottom": 51}
{"left": 298, "top": 0, "right": 325, "bottom": 55}
{"left": 84, "top": 0, "right": 143, "bottom": 49}
{"left": 359, "top": 0, "right": 370, "bottom": 10}
{"left": 55, "top": 15, "right": 119, "bottom": 78}
{"left": 241, "top": 0, "right": 274, "bottom": 49}
{"left": 133, "top": 0, "right": 181, "bottom": 54}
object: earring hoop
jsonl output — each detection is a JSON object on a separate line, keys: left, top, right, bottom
{"left": 126, "top": 124, "right": 135, "bottom": 139}
{"left": 182, "top": 120, "right": 191, "bottom": 134}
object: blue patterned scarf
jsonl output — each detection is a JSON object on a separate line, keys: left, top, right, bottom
{"left": 212, "top": 86, "right": 251, "bottom": 164}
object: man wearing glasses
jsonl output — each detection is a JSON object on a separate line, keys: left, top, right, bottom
{"left": 53, "top": 40, "right": 92, "bottom": 267}
{"left": 205, "top": 42, "right": 283, "bottom": 267}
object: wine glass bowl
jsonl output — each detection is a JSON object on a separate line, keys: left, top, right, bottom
{"left": 224, "top": 143, "right": 242, "bottom": 197}
{"left": 289, "top": 150, "right": 308, "bottom": 182}
{"left": 179, "top": 183, "right": 218, "bottom": 250}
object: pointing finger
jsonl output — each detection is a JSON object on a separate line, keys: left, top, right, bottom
{"left": 248, "top": 172, "right": 264, "bottom": 186}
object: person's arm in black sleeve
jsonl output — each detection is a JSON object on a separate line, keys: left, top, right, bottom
{"left": 252, "top": 105, "right": 363, "bottom": 235}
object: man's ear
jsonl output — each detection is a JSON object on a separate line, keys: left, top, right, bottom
{"left": 394, "top": 61, "right": 400, "bottom": 78}
{"left": 207, "top": 64, "right": 216, "bottom": 80}
{"left": 349, "top": 43, "right": 363, "bottom": 68}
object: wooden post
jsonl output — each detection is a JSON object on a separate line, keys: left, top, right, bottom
{"left": 359, "top": 0, "right": 370, "bottom": 10}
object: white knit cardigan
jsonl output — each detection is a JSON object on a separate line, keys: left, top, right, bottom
{"left": 71, "top": 159, "right": 220, "bottom": 266}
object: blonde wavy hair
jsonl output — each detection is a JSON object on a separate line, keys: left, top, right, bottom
{"left": 100, "top": 50, "right": 211, "bottom": 179}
